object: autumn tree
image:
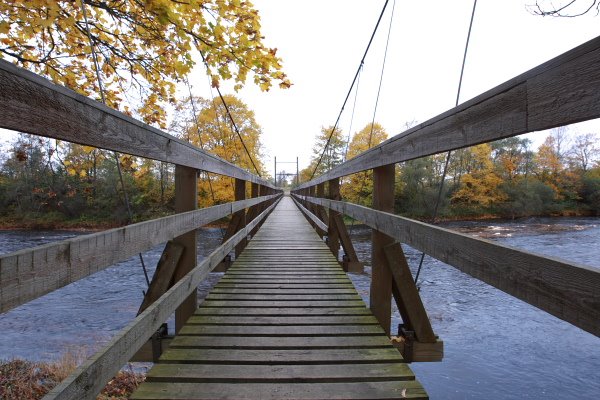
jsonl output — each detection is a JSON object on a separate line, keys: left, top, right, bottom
{"left": 171, "top": 94, "right": 265, "bottom": 207}
{"left": 0, "top": 0, "right": 291, "bottom": 128}
{"left": 341, "top": 122, "right": 388, "bottom": 205}
{"left": 452, "top": 143, "right": 506, "bottom": 210}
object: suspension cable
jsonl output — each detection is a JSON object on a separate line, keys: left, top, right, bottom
{"left": 414, "top": 0, "right": 478, "bottom": 285}
{"left": 184, "top": 76, "right": 218, "bottom": 206}
{"left": 79, "top": 0, "right": 150, "bottom": 287}
{"left": 368, "top": 0, "right": 396, "bottom": 148}
{"left": 310, "top": 0, "right": 391, "bottom": 180}
{"left": 343, "top": 64, "right": 363, "bottom": 161}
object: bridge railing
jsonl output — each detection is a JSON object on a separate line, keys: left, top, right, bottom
{"left": 0, "top": 59, "right": 282, "bottom": 399}
{"left": 292, "top": 35, "right": 600, "bottom": 342}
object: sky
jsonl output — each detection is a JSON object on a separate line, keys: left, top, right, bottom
{"left": 185, "top": 0, "right": 600, "bottom": 178}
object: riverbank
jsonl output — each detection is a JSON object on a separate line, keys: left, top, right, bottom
{"left": 0, "top": 357, "right": 144, "bottom": 400}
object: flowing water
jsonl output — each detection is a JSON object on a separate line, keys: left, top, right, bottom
{"left": 0, "top": 217, "right": 599, "bottom": 399}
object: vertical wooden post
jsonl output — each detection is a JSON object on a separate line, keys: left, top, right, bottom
{"left": 371, "top": 164, "right": 395, "bottom": 335}
{"left": 173, "top": 165, "right": 197, "bottom": 334}
{"left": 234, "top": 178, "right": 246, "bottom": 257}
{"left": 316, "top": 183, "right": 328, "bottom": 224}
{"left": 328, "top": 178, "right": 340, "bottom": 262}
{"left": 308, "top": 185, "right": 316, "bottom": 215}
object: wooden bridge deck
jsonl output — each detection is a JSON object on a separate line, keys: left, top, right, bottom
{"left": 131, "top": 196, "right": 427, "bottom": 399}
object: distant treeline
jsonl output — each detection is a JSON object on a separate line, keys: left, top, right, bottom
{"left": 299, "top": 124, "right": 600, "bottom": 220}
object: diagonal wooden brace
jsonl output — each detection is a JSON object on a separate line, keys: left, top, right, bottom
{"left": 331, "top": 213, "right": 363, "bottom": 273}
{"left": 384, "top": 242, "right": 443, "bottom": 362}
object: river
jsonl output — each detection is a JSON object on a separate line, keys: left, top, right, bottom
{"left": 0, "top": 217, "right": 599, "bottom": 399}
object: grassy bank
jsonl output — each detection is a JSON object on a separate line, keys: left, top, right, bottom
{"left": 0, "top": 355, "right": 144, "bottom": 400}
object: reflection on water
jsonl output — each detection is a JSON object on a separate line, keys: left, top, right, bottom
{"left": 1, "top": 218, "right": 599, "bottom": 399}
{"left": 346, "top": 217, "right": 600, "bottom": 400}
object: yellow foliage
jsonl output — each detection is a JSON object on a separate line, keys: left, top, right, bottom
{"left": 0, "top": 0, "right": 291, "bottom": 128}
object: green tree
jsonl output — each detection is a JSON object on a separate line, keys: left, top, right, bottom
{"left": 300, "top": 126, "right": 346, "bottom": 182}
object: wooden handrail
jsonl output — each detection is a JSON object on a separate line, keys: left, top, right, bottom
{"left": 0, "top": 59, "right": 275, "bottom": 188}
{"left": 43, "top": 197, "right": 281, "bottom": 400}
{"left": 0, "top": 194, "right": 280, "bottom": 313}
{"left": 294, "top": 194, "right": 600, "bottom": 338}
{"left": 297, "top": 34, "right": 600, "bottom": 189}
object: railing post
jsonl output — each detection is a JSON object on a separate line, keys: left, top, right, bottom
{"left": 316, "top": 183, "right": 328, "bottom": 224}
{"left": 371, "top": 164, "right": 395, "bottom": 335}
{"left": 328, "top": 178, "right": 340, "bottom": 262}
{"left": 173, "top": 165, "right": 198, "bottom": 334}
{"left": 234, "top": 178, "right": 247, "bottom": 257}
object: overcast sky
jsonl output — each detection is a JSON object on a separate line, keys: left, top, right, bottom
{"left": 186, "top": 0, "right": 600, "bottom": 177}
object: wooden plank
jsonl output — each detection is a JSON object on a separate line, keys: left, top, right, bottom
{"left": 0, "top": 59, "right": 275, "bottom": 187}
{"left": 0, "top": 194, "right": 279, "bottom": 313}
{"left": 130, "top": 381, "right": 427, "bottom": 399}
{"left": 144, "top": 363, "right": 415, "bottom": 383}
{"left": 205, "top": 294, "right": 361, "bottom": 301}
{"left": 158, "top": 348, "right": 404, "bottom": 364}
{"left": 371, "top": 165, "right": 394, "bottom": 335}
{"left": 296, "top": 35, "right": 600, "bottom": 188}
{"left": 169, "top": 335, "right": 392, "bottom": 349}
{"left": 234, "top": 178, "right": 247, "bottom": 257}
{"left": 301, "top": 195, "right": 600, "bottom": 338}
{"left": 200, "top": 300, "right": 367, "bottom": 308}
{"left": 195, "top": 307, "right": 372, "bottom": 316}
{"left": 185, "top": 315, "right": 378, "bottom": 325}
{"left": 42, "top": 198, "right": 280, "bottom": 400}
{"left": 137, "top": 241, "right": 183, "bottom": 315}
{"left": 292, "top": 196, "right": 328, "bottom": 235}
{"left": 173, "top": 165, "right": 197, "bottom": 333}
{"left": 178, "top": 325, "right": 385, "bottom": 336}
{"left": 210, "top": 288, "right": 358, "bottom": 294}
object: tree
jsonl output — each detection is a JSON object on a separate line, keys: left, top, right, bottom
{"left": 341, "top": 123, "right": 388, "bottom": 205}
{"left": 569, "top": 133, "right": 598, "bottom": 172}
{"left": 0, "top": 0, "right": 291, "bottom": 128}
{"left": 300, "top": 126, "right": 346, "bottom": 182}
{"left": 170, "top": 94, "right": 265, "bottom": 207}
{"left": 452, "top": 144, "right": 506, "bottom": 209}
{"left": 528, "top": 1, "right": 600, "bottom": 17}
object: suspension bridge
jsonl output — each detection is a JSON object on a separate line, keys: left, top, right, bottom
{"left": 1, "top": 18, "right": 600, "bottom": 400}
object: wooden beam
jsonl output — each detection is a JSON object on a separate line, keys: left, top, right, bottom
{"left": 173, "top": 165, "right": 197, "bottom": 334}
{"left": 42, "top": 198, "right": 281, "bottom": 400}
{"left": 297, "top": 195, "right": 600, "bottom": 338}
{"left": 234, "top": 179, "right": 247, "bottom": 257}
{"left": 331, "top": 213, "right": 361, "bottom": 270}
{"left": 384, "top": 243, "right": 436, "bottom": 343}
{"left": 370, "top": 165, "right": 395, "bottom": 335}
{"left": 328, "top": 179, "right": 341, "bottom": 262}
{"left": 137, "top": 241, "right": 183, "bottom": 315}
{"left": 0, "top": 194, "right": 279, "bottom": 314}
{"left": 296, "top": 35, "right": 600, "bottom": 189}
{"left": 0, "top": 59, "right": 274, "bottom": 188}
{"left": 315, "top": 183, "right": 329, "bottom": 223}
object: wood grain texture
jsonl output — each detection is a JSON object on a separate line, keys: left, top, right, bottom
{"left": 41, "top": 198, "right": 281, "bottom": 400}
{"left": 296, "top": 35, "right": 600, "bottom": 188}
{"left": 0, "top": 194, "right": 280, "bottom": 313}
{"left": 0, "top": 59, "right": 275, "bottom": 187}
{"left": 298, "top": 194, "right": 600, "bottom": 338}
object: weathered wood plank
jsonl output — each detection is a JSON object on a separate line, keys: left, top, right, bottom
{"left": 42, "top": 199, "right": 280, "bottom": 400}
{"left": 145, "top": 363, "right": 415, "bottom": 383}
{"left": 195, "top": 307, "right": 372, "bottom": 316}
{"left": 296, "top": 35, "right": 600, "bottom": 188}
{"left": 0, "top": 195, "right": 279, "bottom": 314}
{"left": 159, "top": 348, "right": 404, "bottom": 364}
{"left": 130, "top": 381, "right": 427, "bottom": 399}
{"left": 185, "top": 315, "right": 378, "bottom": 325}
{"left": 200, "top": 300, "right": 367, "bottom": 308}
{"left": 178, "top": 325, "right": 385, "bottom": 336}
{"left": 205, "top": 294, "right": 361, "bottom": 301}
{"left": 300, "top": 195, "right": 600, "bottom": 338}
{"left": 168, "top": 335, "right": 392, "bottom": 349}
{"left": 0, "top": 59, "right": 274, "bottom": 187}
